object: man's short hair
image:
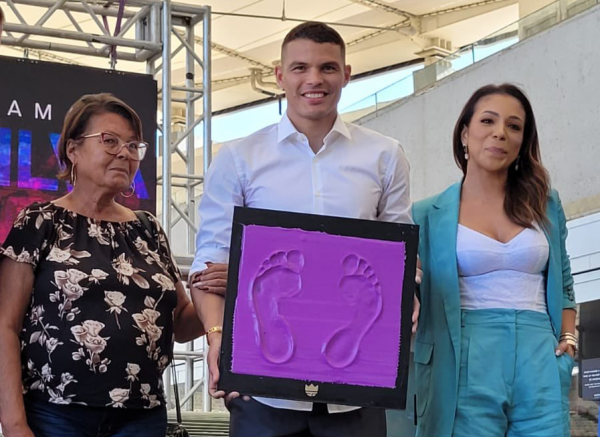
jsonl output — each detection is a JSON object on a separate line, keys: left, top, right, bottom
{"left": 282, "top": 22, "right": 346, "bottom": 59}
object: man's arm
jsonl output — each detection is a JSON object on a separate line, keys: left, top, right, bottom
{"left": 377, "top": 142, "right": 420, "bottom": 332}
{"left": 190, "top": 144, "right": 245, "bottom": 400}
{"left": 190, "top": 144, "right": 244, "bottom": 281}
{"left": 173, "top": 280, "right": 205, "bottom": 343}
{"left": 377, "top": 143, "right": 412, "bottom": 224}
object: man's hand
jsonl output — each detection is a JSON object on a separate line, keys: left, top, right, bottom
{"left": 412, "top": 295, "right": 420, "bottom": 334}
{"left": 415, "top": 265, "right": 423, "bottom": 287}
{"left": 206, "top": 332, "right": 226, "bottom": 398}
{"left": 412, "top": 260, "right": 422, "bottom": 334}
{"left": 192, "top": 263, "right": 228, "bottom": 296}
{"left": 206, "top": 331, "right": 249, "bottom": 403}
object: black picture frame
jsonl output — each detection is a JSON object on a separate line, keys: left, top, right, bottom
{"left": 218, "top": 207, "right": 419, "bottom": 409}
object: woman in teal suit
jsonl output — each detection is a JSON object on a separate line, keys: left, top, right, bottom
{"left": 413, "top": 84, "right": 576, "bottom": 437}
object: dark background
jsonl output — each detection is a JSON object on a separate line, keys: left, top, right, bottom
{"left": 0, "top": 56, "right": 157, "bottom": 243}
{"left": 579, "top": 299, "right": 600, "bottom": 400}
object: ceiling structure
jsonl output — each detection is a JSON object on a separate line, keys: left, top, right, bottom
{"left": 0, "top": 0, "right": 520, "bottom": 113}
{"left": 0, "top": 0, "right": 527, "bottom": 252}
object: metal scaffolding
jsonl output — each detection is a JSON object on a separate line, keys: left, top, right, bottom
{"left": 2, "top": 0, "right": 213, "bottom": 412}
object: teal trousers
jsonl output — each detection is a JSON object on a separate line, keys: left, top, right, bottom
{"left": 453, "top": 309, "right": 574, "bottom": 437}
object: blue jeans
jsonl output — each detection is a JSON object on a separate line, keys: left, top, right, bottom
{"left": 25, "top": 397, "right": 167, "bottom": 437}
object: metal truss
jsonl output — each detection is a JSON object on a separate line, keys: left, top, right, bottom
{"left": 2, "top": 0, "right": 213, "bottom": 413}
{"left": 3, "top": 0, "right": 161, "bottom": 63}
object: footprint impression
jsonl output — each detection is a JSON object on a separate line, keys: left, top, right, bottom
{"left": 249, "top": 250, "right": 305, "bottom": 364}
{"left": 322, "top": 254, "right": 383, "bottom": 368}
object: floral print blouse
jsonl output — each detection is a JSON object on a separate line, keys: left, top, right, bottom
{"left": 0, "top": 202, "right": 181, "bottom": 409}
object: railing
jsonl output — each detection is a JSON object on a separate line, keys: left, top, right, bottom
{"left": 340, "top": 0, "right": 600, "bottom": 123}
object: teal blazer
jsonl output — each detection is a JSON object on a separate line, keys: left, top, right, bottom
{"left": 412, "top": 182, "right": 576, "bottom": 437}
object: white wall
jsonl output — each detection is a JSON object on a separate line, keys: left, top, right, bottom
{"left": 358, "top": 5, "right": 600, "bottom": 219}
{"left": 567, "top": 211, "right": 600, "bottom": 303}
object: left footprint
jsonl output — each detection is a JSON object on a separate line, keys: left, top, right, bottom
{"left": 322, "top": 254, "right": 383, "bottom": 368}
{"left": 249, "top": 250, "right": 305, "bottom": 364}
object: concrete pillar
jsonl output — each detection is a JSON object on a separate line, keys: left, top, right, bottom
{"left": 412, "top": 38, "right": 454, "bottom": 93}
{"left": 518, "top": 0, "right": 568, "bottom": 39}
{"left": 519, "top": 0, "right": 554, "bottom": 17}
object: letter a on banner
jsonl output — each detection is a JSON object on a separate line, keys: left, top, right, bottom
{"left": 7, "top": 100, "right": 22, "bottom": 117}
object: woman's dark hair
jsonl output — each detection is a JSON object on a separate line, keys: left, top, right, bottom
{"left": 453, "top": 83, "right": 550, "bottom": 228}
{"left": 57, "top": 93, "right": 143, "bottom": 183}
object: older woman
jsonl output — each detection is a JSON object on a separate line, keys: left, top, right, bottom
{"left": 0, "top": 93, "right": 203, "bottom": 437}
{"left": 413, "top": 84, "right": 576, "bottom": 437}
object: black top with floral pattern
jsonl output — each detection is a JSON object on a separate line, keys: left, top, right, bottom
{"left": 0, "top": 202, "right": 181, "bottom": 409}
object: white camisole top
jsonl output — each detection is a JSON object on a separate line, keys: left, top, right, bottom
{"left": 456, "top": 224, "right": 549, "bottom": 312}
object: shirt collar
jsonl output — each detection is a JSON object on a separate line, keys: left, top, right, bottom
{"left": 277, "top": 112, "right": 298, "bottom": 144}
{"left": 327, "top": 114, "right": 352, "bottom": 141}
{"left": 277, "top": 112, "right": 352, "bottom": 145}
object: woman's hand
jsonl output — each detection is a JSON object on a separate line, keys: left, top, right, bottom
{"left": 191, "top": 263, "right": 228, "bottom": 296}
{"left": 557, "top": 310, "right": 577, "bottom": 358}
{"left": 556, "top": 340, "right": 575, "bottom": 358}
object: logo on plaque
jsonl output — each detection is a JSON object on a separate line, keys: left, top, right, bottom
{"left": 305, "top": 384, "right": 319, "bottom": 397}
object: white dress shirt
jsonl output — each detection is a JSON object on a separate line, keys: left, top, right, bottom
{"left": 191, "top": 112, "right": 412, "bottom": 413}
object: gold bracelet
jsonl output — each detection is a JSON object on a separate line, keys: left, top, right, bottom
{"left": 559, "top": 336, "right": 578, "bottom": 354}
{"left": 560, "top": 333, "right": 578, "bottom": 343}
{"left": 206, "top": 325, "right": 223, "bottom": 346}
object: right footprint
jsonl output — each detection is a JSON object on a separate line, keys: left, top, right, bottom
{"left": 249, "top": 250, "right": 305, "bottom": 364}
{"left": 322, "top": 254, "right": 383, "bottom": 369}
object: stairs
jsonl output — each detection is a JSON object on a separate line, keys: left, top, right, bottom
{"left": 168, "top": 411, "right": 229, "bottom": 437}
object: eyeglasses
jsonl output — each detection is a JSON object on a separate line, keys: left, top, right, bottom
{"left": 81, "top": 132, "right": 148, "bottom": 161}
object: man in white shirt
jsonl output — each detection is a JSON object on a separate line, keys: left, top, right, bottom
{"left": 190, "top": 21, "right": 417, "bottom": 437}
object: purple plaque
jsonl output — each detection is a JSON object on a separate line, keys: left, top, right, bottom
{"left": 218, "top": 207, "right": 418, "bottom": 409}
{"left": 232, "top": 225, "right": 405, "bottom": 388}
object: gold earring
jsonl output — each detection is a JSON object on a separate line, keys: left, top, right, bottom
{"left": 70, "top": 165, "right": 77, "bottom": 186}
{"left": 121, "top": 181, "right": 136, "bottom": 198}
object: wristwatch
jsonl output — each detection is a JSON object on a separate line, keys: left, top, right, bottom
{"left": 206, "top": 325, "right": 223, "bottom": 346}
